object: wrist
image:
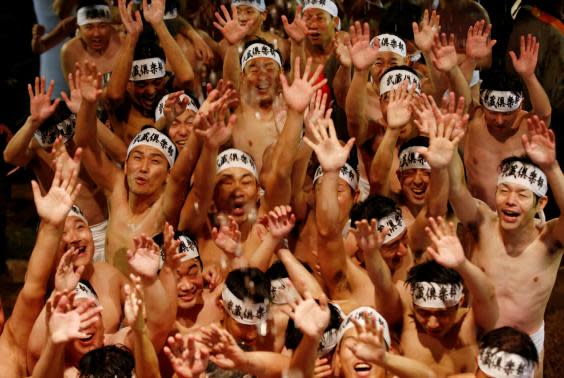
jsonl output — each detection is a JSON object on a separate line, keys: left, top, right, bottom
{"left": 29, "top": 115, "right": 42, "bottom": 129}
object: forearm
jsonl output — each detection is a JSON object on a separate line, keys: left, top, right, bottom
{"left": 379, "top": 352, "right": 437, "bottom": 378}
{"left": 143, "top": 276, "right": 176, "bottom": 349}
{"left": 456, "top": 258, "right": 497, "bottom": 329}
{"left": 426, "top": 167, "right": 449, "bottom": 218}
{"left": 31, "top": 338, "right": 65, "bottom": 378}
{"left": 346, "top": 69, "right": 370, "bottom": 144}
{"left": 106, "top": 34, "right": 137, "bottom": 102}
{"left": 246, "top": 233, "right": 281, "bottom": 271}
{"left": 3, "top": 116, "right": 37, "bottom": 166}
{"left": 316, "top": 171, "right": 341, "bottom": 237}
{"left": 545, "top": 163, "right": 564, "bottom": 212}
{"left": 363, "top": 247, "right": 401, "bottom": 323}
{"left": 277, "top": 249, "right": 324, "bottom": 298}
{"left": 34, "top": 16, "right": 76, "bottom": 54}
{"left": 25, "top": 222, "right": 64, "bottom": 297}
{"left": 368, "top": 128, "right": 399, "bottom": 196}
{"left": 132, "top": 325, "right": 162, "bottom": 378}
{"left": 448, "top": 150, "right": 479, "bottom": 226}
{"left": 447, "top": 66, "right": 471, "bottom": 112}
{"left": 96, "top": 119, "right": 126, "bottom": 164}
{"left": 333, "top": 65, "right": 351, "bottom": 109}
{"left": 153, "top": 21, "right": 194, "bottom": 85}
{"left": 75, "top": 99, "right": 99, "bottom": 148}
{"left": 289, "top": 144, "right": 313, "bottom": 221}
{"left": 522, "top": 74, "right": 551, "bottom": 122}
{"left": 289, "top": 39, "right": 306, "bottom": 83}
{"left": 238, "top": 351, "right": 291, "bottom": 378}
{"left": 223, "top": 44, "right": 241, "bottom": 90}
{"left": 290, "top": 334, "right": 321, "bottom": 378}
{"left": 422, "top": 51, "right": 448, "bottom": 99}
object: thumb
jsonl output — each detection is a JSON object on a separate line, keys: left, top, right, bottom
{"left": 31, "top": 180, "right": 42, "bottom": 205}
{"left": 508, "top": 50, "right": 517, "bottom": 63}
{"left": 414, "top": 146, "right": 429, "bottom": 159}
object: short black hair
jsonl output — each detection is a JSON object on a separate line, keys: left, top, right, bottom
{"left": 225, "top": 268, "right": 272, "bottom": 304}
{"left": 405, "top": 260, "right": 463, "bottom": 288}
{"left": 350, "top": 194, "right": 399, "bottom": 224}
{"left": 265, "top": 260, "right": 288, "bottom": 281}
{"left": 480, "top": 68, "right": 524, "bottom": 94}
{"left": 134, "top": 33, "right": 165, "bottom": 61}
{"left": 78, "top": 344, "right": 134, "bottom": 377}
{"left": 285, "top": 302, "right": 344, "bottom": 350}
{"left": 479, "top": 326, "right": 538, "bottom": 364}
{"left": 399, "top": 136, "right": 429, "bottom": 154}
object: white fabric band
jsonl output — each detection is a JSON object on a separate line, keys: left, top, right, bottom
{"left": 155, "top": 93, "right": 199, "bottom": 121}
{"left": 68, "top": 205, "right": 88, "bottom": 225}
{"left": 377, "top": 209, "right": 407, "bottom": 244}
{"left": 399, "top": 146, "right": 430, "bottom": 172}
{"left": 497, "top": 161, "right": 547, "bottom": 197}
{"left": 470, "top": 70, "right": 481, "bottom": 87}
{"left": 370, "top": 34, "right": 407, "bottom": 57}
{"left": 74, "top": 282, "right": 100, "bottom": 305}
{"left": 221, "top": 286, "right": 268, "bottom": 325}
{"left": 130, "top": 57, "right": 166, "bottom": 81}
{"left": 480, "top": 90, "right": 523, "bottom": 112}
{"left": 337, "top": 307, "right": 391, "bottom": 348}
{"left": 270, "top": 277, "right": 299, "bottom": 305}
{"left": 127, "top": 128, "right": 177, "bottom": 167}
{"left": 232, "top": 0, "right": 266, "bottom": 12}
{"left": 478, "top": 347, "right": 535, "bottom": 378}
{"left": 163, "top": 8, "right": 178, "bottom": 20}
{"left": 313, "top": 163, "right": 359, "bottom": 191}
{"left": 33, "top": 113, "right": 76, "bottom": 148}
{"left": 318, "top": 328, "right": 339, "bottom": 356}
{"left": 303, "top": 0, "right": 338, "bottom": 17}
{"left": 216, "top": 148, "right": 259, "bottom": 180}
{"left": 411, "top": 281, "right": 463, "bottom": 309}
{"left": 178, "top": 235, "right": 199, "bottom": 262}
{"left": 380, "top": 69, "right": 421, "bottom": 95}
{"left": 240, "top": 43, "right": 282, "bottom": 72}
{"left": 77, "top": 5, "right": 112, "bottom": 26}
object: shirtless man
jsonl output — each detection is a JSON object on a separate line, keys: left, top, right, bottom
{"left": 106, "top": 0, "right": 194, "bottom": 144}
{"left": 463, "top": 35, "right": 552, "bottom": 209}
{"left": 60, "top": 0, "right": 122, "bottom": 82}
{"left": 449, "top": 116, "right": 563, "bottom": 374}
{"left": 302, "top": 0, "right": 340, "bottom": 67}
{"left": 75, "top": 61, "right": 199, "bottom": 274}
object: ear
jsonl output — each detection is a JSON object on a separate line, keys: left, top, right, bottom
{"left": 333, "top": 16, "right": 341, "bottom": 31}
{"left": 353, "top": 189, "right": 361, "bottom": 203}
{"left": 538, "top": 195, "right": 548, "bottom": 210}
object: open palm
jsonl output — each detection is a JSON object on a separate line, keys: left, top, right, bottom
{"left": 127, "top": 235, "right": 161, "bottom": 279}
{"left": 426, "top": 217, "right": 465, "bottom": 269}
{"left": 522, "top": 116, "right": 556, "bottom": 169}
{"left": 213, "top": 5, "right": 250, "bottom": 45}
{"left": 289, "top": 293, "right": 330, "bottom": 337}
{"left": 29, "top": 77, "right": 60, "bottom": 125}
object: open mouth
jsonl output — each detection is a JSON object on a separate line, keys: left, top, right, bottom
{"left": 354, "top": 363, "right": 372, "bottom": 377}
{"left": 135, "top": 176, "right": 147, "bottom": 185}
{"left": 79, "top": 333, "right": 95, "bottom": 344}
{"left": 501, "top": 209, "right": 520, "bottom": 222}
{"left": 411, "top": 187, "right": 426, "bottom": 196}
{"left": 77, "top": 245, "right": 87, "bottom": 255}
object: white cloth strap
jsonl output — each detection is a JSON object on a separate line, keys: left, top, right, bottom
{"left": 240, "top": 43, "right": 282, "bottom": 72}
{"left": 480, "top": 90, "right": 523, "bottom": 112}
{"left": 130, "top": 57, "right": 166, "bottom": 81}
{"left": 232, "top": 0, "right": 266, "bottom": 12}
{"left": 478, "top": 347, "right": 535, "bottom": 378}
{"left": 221, "top": 286, "right": 268, "bottom": 325}
{"left": 370, "top": 33, "right": 406, "bottom": 57}
{"left": 411, "top": 281, "right": 463, "bottom": 309}
{"left": 377, "top": 209, "right": 407, "bottom": 244}
{"left": 77, "top": 5, "right": 112, "bottom": 26}
{"left": 399, "top": 146, "right": 430, "bottom": 172}
{"left": 216, "top": 148, "right": 259, "bottom": 180}
{"left": 313, "top": 163, "right": 358, "bottom": 190}
{"left": 380, "top": 69, "right": 421, "bottom": 95}
{"left": 127, "top": 128, "right": 177, "bottom": 167}
{"left": 155, "top": 93, "right": 199, "bottom": 121}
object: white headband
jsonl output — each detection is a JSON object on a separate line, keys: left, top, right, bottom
{"left": 74, "top": 281, "right": 100, "bottom": 305}
{"left": 313, "top": 163, "right": 358, "bottom": 191}
{"left": 480, "top": 90, "right": 523, "bottom": 113}
{"left": 178, "top": 235, "right": 199, "bottom": 263}
{"left": 240, "top": 43, "right": 282, "bottom": 72}
{"left": 270, "top": 277, "right": 299, "bottom": 305}
{"left": 377, "top": 209, "right": 407, "bottom": 244}
{"left": 221, "top": 285, "right": 268, "bottom": 325}
{"left": 411, "top": 281, "right": 463, "bottom": 309}
{"left": 497, "top": 161, "right": 547, "bottom": 198}
{"left": 232, "top": 0, "right": 266, "bottom": 12}
{"left": 155, "top": 93, "right": 199, "bottom": 121}
{"left": 399, "top": 146, "right": 430, "bottom": 172}
{"left": 77, "top": 5, "right": 112, "bottom": 26}
{"left": 478, "top": 347, "right": 535, "bottom": 378}
{"left": 130, "top": 57, "right": 166, "bottom": 81}
{"left": 303, "top": 0, "right": 338, "bottom": 17}
{"left": 337, "top": 307, "right": 391, "bottom": 349}
{"left": 370, "top": 34, "right": 407, "bottom": 58}
{"left": 127, "top": 128, "right": 177, "bottom": 167}
{"left": 163, "top": 8, "right": 178, "bottom": 20}
{"left": 318, "top": 328, "right": 339, "bottom": 356}
{"left": 33, "top": 113, "right": 76, "bottom": 148}
{"left": 380, "top": 69, "right": 421, "bottom": 95}
{"left": 216, "top": 148, "right": 259, "bottom": 180}
{"left": 68, "top": 205, "right": 88, "bottom": 225}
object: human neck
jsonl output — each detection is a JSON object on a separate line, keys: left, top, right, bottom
{"left": 81, "top": 263, "right": 95, "bottom": 280}
{"left": 499, "top": 220, "right": 539, "bottom": 255}
{"left": 242, "top": 93, "right": 274, "bottom": 112}
{"left": 177, "top": 304, "right": 204, "bottom": 329}
{"left": 128, "top": 189, "right": 162, "bottom": 214}
{"left": 306, "top": 39, "right": 333, "bottom": 56}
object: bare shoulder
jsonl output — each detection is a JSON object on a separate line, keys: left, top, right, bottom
{"left": 61, "top": 36, "right": 82, "bottom": 56}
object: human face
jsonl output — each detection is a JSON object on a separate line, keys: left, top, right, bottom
{"left": 335, "top": 328, "right": 386, "bottom": 378}
{"left": 213, "top": 167, "right": 259, "bottom": 224}
{"left": 413, "top": 303, "right": 459, "bottom": 337}
{"left": 59, "top": 216, "right": 94, "bottom": 267}
{"left": 79, "top": 22, "right": 112, "bottom": 52}
{"left": 223, "top": 313, "right": 259, "bottom": 348}
{"left": 242, "top": 57, "right": 280, "bottom": 106}
{"left": 483, "top": 108, "right": 520, "bottom": 130}
{"left": 128, "top": 77, "right": 167, "bottom": 112}
{"left": 303, "top": 9, "right": 336, "bottom": 47}
{"left": 495, "top": 183, "right": 538, "bottom": 231}
{"left": 66, "top": 298, "right": 105, "bottom": 362}
{"left": 379, "top": 230, "right": 408, "bottom": 273}
{"left": 125, "top": 145, "right": 169, "bottom": 196}
{"left": 315, "top": 177, "right": 356, "bottom": 225}
{"left": 168, "top": 110, "right": 195, "bottom": 150}
{"left": 175, "top": 259, "right": 204, "bottom": 309}
{"left": 370, "top": 52, "right": 405, "bottom": 84}
{"left": 236, "top": 5, "right": 264, "bottom": 35}
{"left": 399, "top": 169, "right": 430, "bottom": 207}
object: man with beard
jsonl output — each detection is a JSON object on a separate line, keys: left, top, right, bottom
{"left": 106, "top": 0, "right": 194, "bottom": 144}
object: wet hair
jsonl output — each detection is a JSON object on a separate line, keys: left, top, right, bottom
{"left": 405, "top": 260, "right": 463, "bottom": 287}
{"left": 134, "top": 31, "right": 165, "bottom": 61}
{"left": 398, "top": 136, "right": 429, "bottom": 154}
{"left": 225, "top": 267, "right": 272, "bottom": 304}
{"left": 479, "top": 326, "right": 538, "bottom": 364}
{"left": 350, "top": 194, "right": 399, "bottom": 224}
{"left": 78, "top": 344, "right": 134, "bottom": 377}
{"left": 284, "top": 302, "right": 344, "bottom": 350}
{"left": 241, "top": 37, "right": 284, "bottom": 67}
{"left": 480, "top": 68, "right": 524, "bottom": 94}
{"left": 378, "top": 0, "right": 423, "bottom": 41}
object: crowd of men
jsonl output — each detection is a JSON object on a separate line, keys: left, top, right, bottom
{"left": 0, "top": 0, "right": 562, "bottom": 377}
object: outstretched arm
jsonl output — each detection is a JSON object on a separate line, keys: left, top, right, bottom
{"left": 412, "top": 10, "right": 445, "bottom": 98}
{"left": 276, "top": 248, "right": 324, "bottom": 299}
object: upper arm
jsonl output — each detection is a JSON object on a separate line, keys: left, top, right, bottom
{"left": 80, "top": 144, "right": 122, "bottom": 197}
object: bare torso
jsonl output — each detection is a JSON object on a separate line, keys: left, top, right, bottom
{"left": 61, "top": 31, "right": 122, "bottom": 79}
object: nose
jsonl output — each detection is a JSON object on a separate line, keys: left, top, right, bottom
{"left": 495, "top": 114, "right": 504, "bottom": 125}
{"left": 178, "top": 277, "right": 194, "bottom": 291}
{"left": 397, "top": 240, "right": 408, "bottom": 257}
{"left": 139, "top": 158, "right": 149, "bottom": 172}
{"left": 427, "top": 316, "right": 440, "bottom": 330}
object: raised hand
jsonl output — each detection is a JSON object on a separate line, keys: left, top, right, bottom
{"left": 142, "top": 0, "right": 164, "bottom": 26}
{"left": 335, "top": 37, "right": 352, "bottom": 68}
{"left": 347, "top": 313, "right": 387, "bottom": 364}
{"left": 353, "top": 219, "right": 387, "bottom": 253}
{"left": 425, "top": 217, "right": 465, "bottom": 269}
{"left": 55, "top": 247, "right": 85, "bottom": 292}
{"left": 127, "top": 234, "right": 161, "bottom": 281}
{"left": 465, "top": 20, "right": 496, "bottom": 60}
{"left": 266, "top": 205, "right": 296, "bottom": 240}
{"left": 28, "top": 76, "right": 60, "bottom": 126}
{"left": 202, "top": 264, "right": 222, "bottom": 290}
{"left": 194, "top": 93, "right": 236, "bottom": 149}
{"left": 282, "top": 5, "right": 308, "bottom": 43}
{"left": 522, "top": 116, "right": 556, "bottom": 170}
{"left": 412, "top": 9, "right": 440, "bottom": 53}
{"left": 118, "top": 0, "right": 143, "bottom": 38}
{"left": 32, "top": 157, "right": 82, "bottom": 226}
{"left": 304, "top": 90, "right": 330, "bottom": 136}
{"left": 162, "top": 222, "right": 185, "bottom": 270}
{"left": 163, "top": 91, "right": 191, "bottom": 124}
{"left": 199, "top": 324, "right": 244, "bottom": 369}
{"left": 212, "top": 216, "right": 242, "bottom": 256}
{"left": 51, "top": 136, "right": 82, "bottom": 183}
{"left": 417, "top": 117, "right": 464, "bottom": 169}
{"left": 386, "top": 81, "right": 414, "bottom": 129}
{"left": 284, "top": 291, "right": 330, "bottom": 338}
{"left": 123, "top": 275, "right": 146, "bottom": 331}
{"left": 280, "top": 57, "right": 327, "bottom": 113}
{"left": 431, "top": 33, "right": 457, "bottom": 73}
{"left": 412, "top": 94, "right": 437, "bottom": 136}
{"left": 213, "top": 5, "right": 250, "bottom": 45}
{"left": 164, "top": 333, "right": 210, "bottom": 378}
{"left": 509, "top": 34, "right": 539, "bottom": 79}
{"left": 61, "top": 71, "right": 83, "bottom": 114}
{"left": 303, "top": 118, "right": 355, "bottom": 172}
{"left": 77, "top": 61, "right": 102, "bottom": 103}
{"left": 345, "top": 21, "right": 379, "bottom": 71}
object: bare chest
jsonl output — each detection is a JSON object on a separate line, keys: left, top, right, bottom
{"left": 233, "top": 110, "right": 281, "bottom": 171}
